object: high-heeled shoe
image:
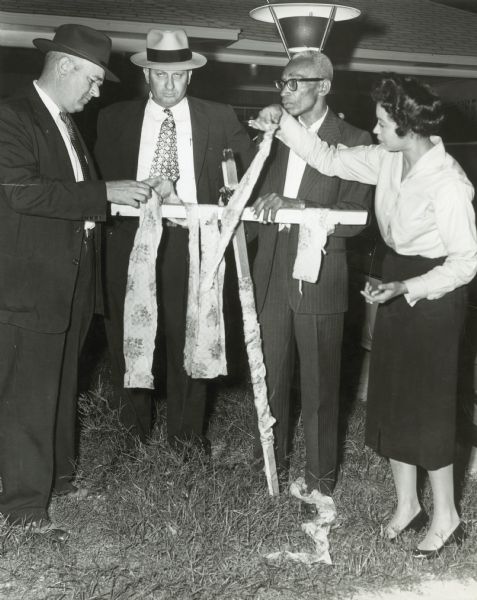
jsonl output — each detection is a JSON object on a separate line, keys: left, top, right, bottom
{"left": 386, "top": 509, "right": 429, "bottom": 542}
{"left": 412, "top": 521, "right": 466, "bottom": 559}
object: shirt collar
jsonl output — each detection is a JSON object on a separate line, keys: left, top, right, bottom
{"left": 33, "top": 80, "right": 62, "bottom": 122}
{"left": 146, "top": 94, "right": 189, "bottom": 121}
{"left": 410, "top": 136, "right": 446, "bottom": 175}
{"left": 298, "top": 107, "right": 328, "bottom": 133}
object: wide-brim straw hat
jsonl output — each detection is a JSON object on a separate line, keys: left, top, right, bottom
{"left": 33, "top": 23, "right": 119, "bottom": 82}
{"left": 130, "top": 29, "right": 207, "bottom": 70}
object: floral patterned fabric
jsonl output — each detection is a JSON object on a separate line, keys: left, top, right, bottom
{"left": 123, "top": 191, "right": 163, "bottom": 388}
{"left": 183, "top": 204, "right": 227, "bottom": 379}
{"left": 123, "top": 132, "right": 278, "bottom": 391}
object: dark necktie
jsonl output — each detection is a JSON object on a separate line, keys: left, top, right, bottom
{"left": 149, "top": 108, "right": 180, "bottom": 181}
{"left": 60, "top": 112, "right": 91, "bottom": 180}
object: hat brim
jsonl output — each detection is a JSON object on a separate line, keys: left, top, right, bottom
{"left": 130, "top": 51, "right": 207, "bottom": 70}
{"left": 33, "top": 38, "right": 119, "bottom": 82}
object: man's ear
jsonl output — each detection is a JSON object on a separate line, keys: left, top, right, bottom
{"left": 187, "top": 70, "right": 192, "bottom": 85}
{"left": 143, "top": 68, "right": 150, "bottom": 85}
{"left": 57, "top": 55, "right": 73, "bottom": 79}
{"left": 319, "top": 79, "right": 332, "bottom": 97}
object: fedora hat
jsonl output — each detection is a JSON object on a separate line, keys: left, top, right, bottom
{"left": 33, "top": 24, "right": 119, "bottom": 82}
{"left": 130, "top": 29, "right": 207, "bottom": 70}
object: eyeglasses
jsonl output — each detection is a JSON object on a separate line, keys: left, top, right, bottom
{"left": 273, "top": 78, "right": 324, "bottom": 92}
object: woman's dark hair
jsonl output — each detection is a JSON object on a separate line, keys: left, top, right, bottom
{"left": 371, "top": 74, "right": 444, "bottom": 137}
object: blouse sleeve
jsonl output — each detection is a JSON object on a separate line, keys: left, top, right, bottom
{"left": 277, "top": 112, "right": 382, "bottom": 185}
{"left": 404, "top": 178, "right": 477, "bottom": 303}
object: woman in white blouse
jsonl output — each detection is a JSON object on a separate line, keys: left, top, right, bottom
{"left": 251, "top": 74, "right": 477, "bottom": 559}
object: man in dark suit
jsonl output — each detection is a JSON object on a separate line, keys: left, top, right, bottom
{"left": 94, "top": 29, "right": 254, "bottom": 450}
{"left": 251, "top": 51, "right": 372, "bottom": 502}
{"left": 0, "top": 24, "right": 156, "bottom": 538}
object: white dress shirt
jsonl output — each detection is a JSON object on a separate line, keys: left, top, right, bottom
{"left": 279, "top": 109, "right": 328, "bottom": 231}
{"left": 278, "top": 113, "right": 477, "bottom": 305}
{"left": 34, "top": 81, "right": 94, "bottom": 230}
{"left": 111, "top": 95, "right": 197, "bottom": 217}
{"left": 283, "top": 109, "right": 328, "bottom": 199}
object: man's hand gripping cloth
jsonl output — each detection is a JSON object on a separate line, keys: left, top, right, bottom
{"left": 123, "top": 189, "right": 164, "bottom": 388}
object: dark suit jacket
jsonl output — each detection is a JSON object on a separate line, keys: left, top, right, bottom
{"left": 253, "top": 109, "right": 373, "bottom": 315}
{"left": 94, "top": 96, "right": 254, "bottom": 203}
{"left": 0, "top": 84, "right": 107, "bottom": 333}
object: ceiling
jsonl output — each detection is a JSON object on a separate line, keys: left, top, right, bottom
{"left": 2, "top": 0, "right": 477, "bottom": 77}
{"left": 1, "top": 0, "right": 476, "bottom": 141}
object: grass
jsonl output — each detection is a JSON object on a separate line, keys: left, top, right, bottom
{"left": 0, "top": 344, "right": 476, "bottom": 600}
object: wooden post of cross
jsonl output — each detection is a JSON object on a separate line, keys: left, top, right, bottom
{"left": 222, "top": 149, "right": 280, "bottom": 496}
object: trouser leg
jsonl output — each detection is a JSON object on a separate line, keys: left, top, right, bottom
{"left": 295, "top": 312, "right": 343, "bottom": 495}
{"left": 258, "top": 298, "right": 294, "bottom": 468}
{"left": 0, "top": 323, "right": 64, "bottom": 524}
{"left": 104, "top": 218, "right": 153, "bottom": 441}
{"left": 256, "top": 233, "right": 294, "bottom": 468}
{"left": 53, "top": 235, "right": 95, "bottom": 492}
{"left": 158, "top": 227, "right": 207, "bottom": 441}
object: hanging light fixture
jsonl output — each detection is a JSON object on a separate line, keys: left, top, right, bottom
{"left": 250, "top": 2, "right": 361, "bottom": 56}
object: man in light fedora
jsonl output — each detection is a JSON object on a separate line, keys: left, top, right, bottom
{"left": 95, "top": 29, "right": 254, "bottom": 453}
{"left": 0, "top": 23, "right": 159, "bottom": 539}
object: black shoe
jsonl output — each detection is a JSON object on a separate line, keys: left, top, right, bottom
{"left": 53, "top": 484, "right": 97, "bottom": 500}
{"left": 386, "top": 509, "right": 429, "bottom": 541}
{"left": 168, "top": 435, "right": 211, "bottom": 462}
{"left": 412, "top": 522, "right": 466, "bottom": 559}
{"left": 251, "top": 455, "right": 264, "bottom": 473}
{"left": 29, "top": 520, "right": 70, "bottom": 544}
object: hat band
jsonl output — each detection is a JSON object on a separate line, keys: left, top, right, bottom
{"left": 146, "top": 48, "right": 192, "bottom": 63}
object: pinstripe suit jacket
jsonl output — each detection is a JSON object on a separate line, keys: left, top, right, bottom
{"left": 253, "top": 109, "right": 373, "bottom": 315}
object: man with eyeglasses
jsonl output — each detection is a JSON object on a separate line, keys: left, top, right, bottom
{"left": 250, "top": 51, "right": 373, "bottom": 509}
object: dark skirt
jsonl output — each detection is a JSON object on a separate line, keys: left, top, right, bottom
{"left": 365, "top": 250, "right": 466, "bottom": 470}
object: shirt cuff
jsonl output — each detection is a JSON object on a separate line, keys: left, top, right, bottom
{"left": 403, "top": 276, "right": 428, "bottom": 306}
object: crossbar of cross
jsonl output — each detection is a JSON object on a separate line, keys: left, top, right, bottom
{"left": 160, "top": 204, "right": 367, "bottom": 225}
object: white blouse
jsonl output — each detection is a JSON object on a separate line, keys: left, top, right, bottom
{"left": 278, "top": 113, "right": 477, "bottom": 305}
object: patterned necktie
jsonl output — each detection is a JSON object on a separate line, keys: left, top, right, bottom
{"left": 60, "top": 112, "right": 91, "bottom": 180}
{"left": 149, "top": 108, "right": 180, "bottom": 182}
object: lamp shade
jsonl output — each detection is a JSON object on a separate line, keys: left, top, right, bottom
{"left": 250, "top": 3, "right": 360, "bottom": 52}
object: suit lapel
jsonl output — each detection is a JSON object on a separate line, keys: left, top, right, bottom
{"left": 276, "top": 142, "right": 290, "bottom": 193}
{"left": 261, "top": 139, "right": 289, "bottom": 195}
{"left": 28, "top": 86, "right": 76, "bottom": 180}
{"left": 121, "top": 100, "right": 147, "bottom": 179}
{"left": 188, "top": 97, "right": 209, "bottom": 184}
{"left": 297, "top": 110, "right": 342, "bottom": 199}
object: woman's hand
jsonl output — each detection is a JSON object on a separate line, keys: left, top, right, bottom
{"left": 360, "top": 280, "right": 408, "bottom": 304}
{"left": 248, "top": 104, "right": 283, "bottom": 132}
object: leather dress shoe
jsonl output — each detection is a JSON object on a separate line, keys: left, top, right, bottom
{"left": 29, "top": 520, "right": 70, "bottom": 544}
{"left": 251, "top": 456, "right": 264, "bottom": 473}
{"left": 412, "top": 521, "right": 466, "bottom": 559}
{"left": 53, "top": 485, "right": 101, "bottom": 500}
{"left": 386, "top": 509, "right": 429, "bottom": 542}
{"left": 168, "top": 435, "right": 211, "bottom": 462}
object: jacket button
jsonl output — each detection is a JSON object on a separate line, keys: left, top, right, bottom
{"left": 72, "top": 258, "right": 79, "bottom": 266}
